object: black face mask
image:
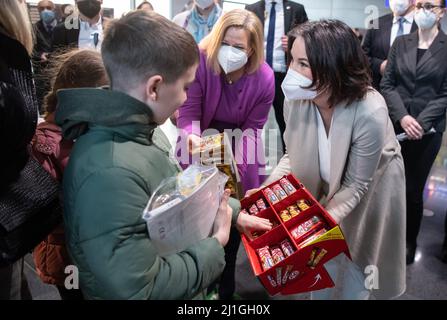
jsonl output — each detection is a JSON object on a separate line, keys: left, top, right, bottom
{"left": 77, "top": 0, "right": 101, "bottom": 19}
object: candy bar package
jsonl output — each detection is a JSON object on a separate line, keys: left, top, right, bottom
{"left": 239, "top": 174, "right": 351, "bottom": 296}
{"left": 193, "top": 133, "right": 243, "bottom": 199}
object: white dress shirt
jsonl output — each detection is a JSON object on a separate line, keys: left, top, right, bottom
{"left": 316, "top": 110, "right": 332, "bottom": 185}
{"left": 390, "top": 11, "right": 414, "bottom": 46}
{"left": 78, "top": 16, "right": 103, "bottom": 51}
{"left": 264, "top": 0, "right": 286, "bottom": 73}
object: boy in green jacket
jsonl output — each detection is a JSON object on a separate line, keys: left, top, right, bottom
{"left": 55, "top": 10, "right": 272, "bottom": 299}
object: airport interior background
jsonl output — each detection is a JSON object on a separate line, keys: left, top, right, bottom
{"left": 22, "top": 0, "right": 447, "bottom": 300}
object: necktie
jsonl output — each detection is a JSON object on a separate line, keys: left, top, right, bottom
{"left": 93, "top": 33, "right": 99, "bottom": 49}
{"left": 396, "top": 17, "right": 405, "bottom": 38}
{"left": 266, "top": 2, "right": 276, "bottom": 68}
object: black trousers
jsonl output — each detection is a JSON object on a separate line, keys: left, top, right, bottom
{"left": 400, "top": 133, "right": 443, "bottom": 248}
{"left": 273, "top": 72, "right": 287, "bottom": 154}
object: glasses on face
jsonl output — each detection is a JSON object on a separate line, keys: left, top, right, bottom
{"left": 415, "top": 2, "right": 445, "bottom": 11}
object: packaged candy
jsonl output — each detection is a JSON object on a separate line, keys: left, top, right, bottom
{"left": 264, "top": 187, "right": 280, "bottom": 204}
{"left": 267, "top": 275, "right": 277, "bottom": 288}
{"left": 271, "top": 246, "right": 285, "bottom": 264}
{"left": 256, "top": 198, "right": 267, "bottom": 211}
{"left": 257, "top": 246, "right": 274, "bottom": 271}
{"left": 297, "top": 199, "right": 311, "bottom": 211}
{"left": 280, "top": 210, "right": 291, "bottom": 222}
{"left": 282, "top": 265, "right": 294, "bottom": 285}
{"left": 297, "top": 228, "right": 328, "bottom": 249}
{"left": 249, "top": 204, "right": 259, "bottom": 215}
{"left": 272, "top": 184, "right": 288, "bottom": 201}
{"left": 279, "top": 178, "right": 297, "bottom": 195}
{"left": 290, "top": 216, "right": 322, "bottom": 240}
{"left": 276, "top": 267, "right": 282, "bottom": 287}
{"left": 310, "top": 248, "right": 328, "bottom": 269}
{"left": 280, "top": 240, "right": 294, "bottom": 257}
{"left": 307, "top": 247, "right": 319, "bottom": 267}
{"left": 287, "top": 205, "right": 300, "bottom": 218}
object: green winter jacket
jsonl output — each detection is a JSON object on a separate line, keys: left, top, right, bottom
{"left": 55, "top": 88, "right": 240, "bottom": 300}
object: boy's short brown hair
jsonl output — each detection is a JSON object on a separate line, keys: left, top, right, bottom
{"left": 101, "top": 10, "right": 199, "bottom": 90}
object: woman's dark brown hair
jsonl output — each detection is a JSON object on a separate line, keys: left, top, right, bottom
{"left": 44, "top": 49, "right": 109, "bottom": 119}
{"left": 288, "top": 19, "right": 372, "bottom": 107}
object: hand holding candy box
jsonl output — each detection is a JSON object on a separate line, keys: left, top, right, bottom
{"left": 239, "top": 174, "right": 351, "bottom": 296}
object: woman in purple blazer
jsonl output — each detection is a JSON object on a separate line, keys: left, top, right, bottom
{"left": 176, "top": 9, "right": 274, "bottom": 300}
{"left": 177, "top": 9, "right": 275, "bottom": 194}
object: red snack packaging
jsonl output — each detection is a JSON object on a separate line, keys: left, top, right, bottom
{"left": 257, "top": 246, "right": 274, "bottom": 271}
{"left": 272, "top": 184, "right": 288, "bottom": 201}
{"left": 256, "top": 198, "right": 268, "bottom": 211}
{"left": 249, "top": 204, "right": 259, "bottom": 215}
{"left": 264, "top": 187, "right": 280, "bottom": 204}
{"left": 271, "top": 246, "right": 286, "bottom": 264}
{"left": 280, "top": 239, "right": 295, "bottom": 257}
{"left": 297, "top": 228, "right": 328, "bottom": 249}
{"left": 290, "top": 216, "right": 322, "bottom": 240}
{"left": 279, "top": 178, "right": 297, "bottom": 195}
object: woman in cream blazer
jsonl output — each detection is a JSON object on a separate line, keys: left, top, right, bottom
{"left": 258, "top": 20, "right": 406, "bottom": 300}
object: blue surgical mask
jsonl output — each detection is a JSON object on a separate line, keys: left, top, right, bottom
{"left": 40, "top": 9, "right": 56, "bottom": 24}
{"left": 414, "top": 9, "right": 438, "bottom": 30}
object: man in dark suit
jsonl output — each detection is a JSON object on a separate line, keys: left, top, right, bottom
{"left": 33, "top": 0, "right": 58, "bottom": 112}
{"left": 246, "top": 0, "right": 308, "bottom": 153}
{"left": 362, "top": 0, "right": 417, "bottom": 91}
{"left": 52, "top": 0, "right": 106, "bottom": 51}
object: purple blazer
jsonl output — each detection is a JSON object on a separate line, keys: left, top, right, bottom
{"left": 177, "top": 51, "right": 275, "bottom": 192}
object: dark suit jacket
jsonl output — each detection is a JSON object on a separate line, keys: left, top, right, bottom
{"left": 362, "top": 13, "right": 418, "bottom": 90}
{"left": 33, "top": 20, "right": 54, "bottom": 58}
{"left": 381, "top": 31, "right": 447, "bottom": 133}
{"left": 52, "top": 17, "right": 109, "bottom": 51}
{"left": 246, "top": 0, "right": 308, "bottom": 38}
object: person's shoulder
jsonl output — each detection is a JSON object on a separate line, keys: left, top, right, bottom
{"left": 356, "top": 89, "right": 388, "bottom": 118}
{"left": 366, "top": 13, "right": 393, "bottom": 31}
{"left": 379, "top": 13, "right": 394, "bottom": 23}
{"left": 172, "top": 10, "right": 190, "bottom": 25}
{"left": 395, "top": 30, "right": 416, "bottom": 47}
{"left": 257, "top": 62, "right": 274, "bottom": 78}
{"left": 246, "top": 1, "right": 263, "bottom": 10}
{"left": 33, "top": 20, "right": 44, "bottom": 30}
{"left": 0, "top": 32, "right": 29, "bottom": 66}
{"left": 286, "top": 0, "right": 306, "bottom": 10}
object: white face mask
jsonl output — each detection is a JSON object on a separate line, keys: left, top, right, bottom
{"left": 414, "top": 9, "right": 438, "bottom": 30}
{"left": 195, "top": 0, "right": 214, "bottom": 10}
{"left": 281, "top": 68, "right": 317, "bottom": 101}
{"left": 390, "top": 0, "right": 411, "bottom": 16}
{"left": 218, "top": 45, "right": 248, "bottom": 74}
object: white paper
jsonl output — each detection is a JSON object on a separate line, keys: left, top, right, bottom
{"left": 142, "top": 167, "right": 223, "bottom": 256}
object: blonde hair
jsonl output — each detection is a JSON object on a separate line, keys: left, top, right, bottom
{"left": 0, "top": 0, "right": 34, "bottom": 55}
{"left": 200, "top": 9, "right": 264, "bottom": 75}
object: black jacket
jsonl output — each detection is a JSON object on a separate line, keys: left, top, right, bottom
{"left": 381, "top": 31, "right": 447, "bottom": 133}
{"left": 363, "top": 13, "right": 418, "bottom": 90}
{"left": 0, "top": 32, "right": 38, "bottom": 188}
{"left": 33, "top": 20, "right": 54, "bottom": 58}
{"left": 246, "top": 0, "right": 308, "bottom": 37}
